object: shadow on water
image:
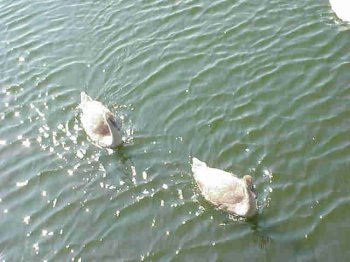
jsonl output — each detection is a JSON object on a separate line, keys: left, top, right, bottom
{"left": 247, "top": 215, "right": 274, "bottom": 249}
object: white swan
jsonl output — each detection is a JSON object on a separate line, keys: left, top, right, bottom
{"left": 330, "top": 0, "right": 350, "bottom": 22}
{"left": 191, "top": 158, "right": 257, "bottom": 218}
{"left": 79, "top": 92, "right": 122, "bottom": 148}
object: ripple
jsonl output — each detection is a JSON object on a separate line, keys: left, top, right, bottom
{"left": 1, "top": 0, "right": 350, "bottom": 260}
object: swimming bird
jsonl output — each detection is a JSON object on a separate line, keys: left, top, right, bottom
{"left": 79, "top": 92, "right": 122, "bottom": 148}
{"left": 191, "top": 158, "right": 257, "bottom": 218}
{"left": 329, "top": 0, "right": 350, "bottom": 22}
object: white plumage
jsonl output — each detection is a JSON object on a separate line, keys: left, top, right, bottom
{"left": 79, "top": 92, "right": 122, "bottom": 148}
{"left": 330, "top": 0, "right": 350, "bottom": 22}
{"left": 191, "top": 158, "right": 257, "bottom": 218}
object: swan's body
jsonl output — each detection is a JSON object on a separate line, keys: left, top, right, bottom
{"left": 330, "top": 0, "right": 350, "bottom": 22}
{"left": 191, "top": 158, "right": 257, "bottom": 218}
{"left": 79, "top": 92, "right": 122, "bottom": 148}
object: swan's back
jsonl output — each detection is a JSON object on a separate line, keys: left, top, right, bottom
{"left": 191, "top": 157, "right": 257, "bottom": 217}
{"left": 192, "top": 158, "right": 242, "bottom": 192}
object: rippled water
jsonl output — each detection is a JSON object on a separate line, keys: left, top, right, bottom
{"left": 1, "top": 0, "right": 350, "bottom": 261}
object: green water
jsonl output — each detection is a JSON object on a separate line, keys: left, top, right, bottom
{"left": 1, "top": 0, "right": 350, "bottom": 261}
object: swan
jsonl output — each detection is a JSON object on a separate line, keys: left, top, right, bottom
{"left": 329, "top": 0, "right": 350, "bottom": 22}
{"left": 191, "top": 158, "right": 257, "bottom": 218}
{"left": 79, "top": 92, "right": 122, "bottom": 148}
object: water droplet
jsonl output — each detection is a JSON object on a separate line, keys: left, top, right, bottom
{"left": 142, "top": 171, "right": 147, "bottom": 180}
{"left": 76, "top": 150, "right": 84, "bottom": 159}
{"left": 131, "top": 166, "right": 136, "bottom": 176}
{"left": 23, "top": 215, "right": 30, "bottom": 224}
{"left": 16, "top": 180, "right": 28, "bottom": 187}
{"left": 177, "top": 189, "right": 183, "bottom": 200}
{"left": 22, "top": 139, "right": 31, "bottom": 147}
{"left": 33, "top": 243, "right": 39, "bottom": 254}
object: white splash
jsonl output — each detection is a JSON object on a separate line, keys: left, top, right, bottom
{"left": 142, "top": 171, "right": 147, "bottom": 180}
{"left": 22, "top": 139, "right": 31, "bottom": 147}
{"left": 131, "top": 166, "right": 136, "bottom": 176}
{"left": 23, "top": 215, "right": 30, "bottom": 224}
{"left": 76, "top": 149, "right": 84, "bottom": 159}
{"left": 16, "top": 180, "right": 28, "bottom": 187}
{"left": 33, "top": 243, "right": 39, "bottom": 254}
{"left": 177, "top": 189, "right": 184, "bottom": 200}
{"left": 42, "top": 229, "right": 48, "bottom": 236}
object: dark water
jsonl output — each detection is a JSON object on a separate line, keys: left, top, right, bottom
{"left": 1, "top": 0, "right": 350, "bottom": 261}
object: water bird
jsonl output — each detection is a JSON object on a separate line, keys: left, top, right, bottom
{"left": 79, "top": 92, "right": 122, "bottom": 148}
{"left": 329, "top": 0, "right": 350, "bottom": 22}
{"left": 191, "top": 158, "right": 257, "bottom": 218}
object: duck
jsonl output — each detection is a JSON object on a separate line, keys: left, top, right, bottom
{"left": 329, "top": 0, "right": 350, "bottom": 22}
{"left": 191, "top": 157, "right": 257, "bottom": 218}
{"left": 79, "top": 92, "right": 122, "bottom": 148}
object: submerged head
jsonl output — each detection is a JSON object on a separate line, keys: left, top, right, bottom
{"left": 243, "top": 175, "right": 257, "bottom": 199}
{"left": 104, "top": 112, "right": 120, "bottom": 131}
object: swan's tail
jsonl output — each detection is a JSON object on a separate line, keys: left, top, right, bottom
{"left": 191, "top": 157, "right": 207, "bottom": 174}
{"left": 80, "top": 92, "right": 93, "bottom": 105}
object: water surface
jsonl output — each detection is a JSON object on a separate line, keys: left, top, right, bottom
{"left": 1, "top": 0, "right": 350, "bottom": 261}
